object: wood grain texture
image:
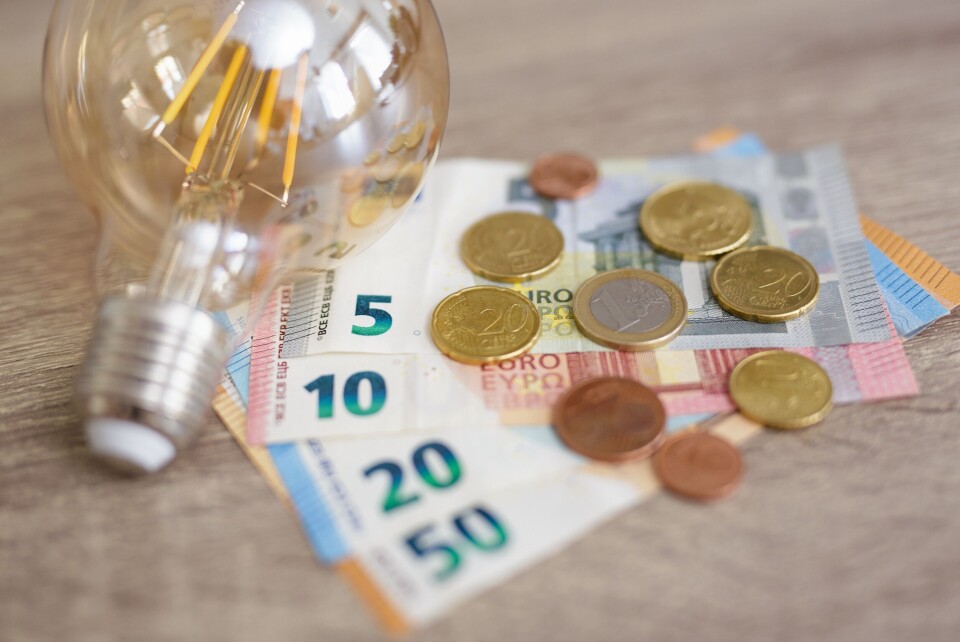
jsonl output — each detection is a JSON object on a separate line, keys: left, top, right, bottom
{"left": 2, "top": 0, "right": 959, "bottom": 639}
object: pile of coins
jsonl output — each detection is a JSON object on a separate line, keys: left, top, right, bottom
{"left": 429, "top": 152, "right": 834, "bottom": 503}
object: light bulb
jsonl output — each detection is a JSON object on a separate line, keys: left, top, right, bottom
{"left": 43, "top": 0, "right": 449, "bottom": 473}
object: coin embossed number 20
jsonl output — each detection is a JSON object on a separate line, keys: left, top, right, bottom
{"left": 478, "top": 304, "right": 529, "bottom": 336}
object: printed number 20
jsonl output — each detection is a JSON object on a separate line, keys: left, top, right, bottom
{"left": 362, "top": 441, "right": 462, "bottom": 512}
{"left": 304, "top": 371, "right": 386, "bottom": 419}
{"left": 352, "top": 295, "right": 393, "bottom": 336}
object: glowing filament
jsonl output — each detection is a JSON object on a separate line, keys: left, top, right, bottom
{"left": 187, "top": 45, "right": 248, "bottom": 174}
{"left": 282, "top": 52, "right": 310, "bottom": 203}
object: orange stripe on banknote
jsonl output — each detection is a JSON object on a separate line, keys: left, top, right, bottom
{"left": 337, "top": 559, "right": 410, "bottom": 638}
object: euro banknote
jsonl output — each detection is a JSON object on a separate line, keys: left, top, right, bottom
{"left": 215, "top": 376, "right": 640, "bottom": 632}
{"left": 699, "top": 129, "right": 955, "bottom": 337}
{"left": 248, "top": 146, "right": 891, "bottom": 375}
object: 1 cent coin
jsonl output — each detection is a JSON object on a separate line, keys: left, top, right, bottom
{"left": 653, "top": 431, "right": 743, "bottom": 501}
{"left": 551, "top": 377, "right": 665, "bottom": 462}
{"left": 431, "top": 286, "right": 541, "bottom": 365}
{"left": 528, "top": 152, "right": 599, "bottom": 200}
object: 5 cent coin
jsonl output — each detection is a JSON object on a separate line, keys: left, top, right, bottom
{"left": 552, "top": 377, "right": 665, "bottom": 463}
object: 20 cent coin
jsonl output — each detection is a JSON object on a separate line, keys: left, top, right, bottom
{"left": 710, "top": 245, "right": 819, "bottom": 322}
{"left": 460, "top": 211, "right": 564, "bottom": 283}
{"left": 431, "top": 286, "right": 540, "bottom": 365}
{"left": 639, "top": 181, "right": 754, "bottom": 261}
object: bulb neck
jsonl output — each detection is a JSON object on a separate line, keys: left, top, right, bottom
{"left": 77, "top": 295, "right": 233, "bottom": 474}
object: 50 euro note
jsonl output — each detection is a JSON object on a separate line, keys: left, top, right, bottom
{"left": 214, "top": 377, "right": 639, "bottom": 634}
{"left": 251, "top": 145, "right": 891, "bottom": 370}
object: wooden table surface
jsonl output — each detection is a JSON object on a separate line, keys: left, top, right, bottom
{"left": 2, "top": 0, "right": 959, "bottom": 639}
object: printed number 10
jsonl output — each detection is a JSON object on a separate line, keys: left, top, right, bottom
{"left": 304, "top": 371, "right": 387, "bottom": 418}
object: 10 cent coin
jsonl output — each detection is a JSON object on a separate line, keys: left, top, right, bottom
{"left": 552, "top": 377, "right": 666, "bottom": 462}
{"left": 460, "top": 211, "right": 564, "bottom": 282}
{"left": 639, "top": 181, "right": 754, "bottom": 261}
{"left": 728, "top": 350, "right": 833, "bottom": 429}
{"left": 573, "top": 269, "right": 687, "bottom": 351}
{"left": 431, "top": 286, "right": 541, "bottom": 365}
{"left": 710, "top": 245, "right": 819, "bottom": 322}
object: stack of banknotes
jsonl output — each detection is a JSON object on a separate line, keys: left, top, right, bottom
{"left": 211, "top": 131, "right": 959, "bottom": 634}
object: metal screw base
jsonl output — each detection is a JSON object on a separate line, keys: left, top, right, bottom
{"left": 77, "top": 296, "right": 233, "bottom": 471}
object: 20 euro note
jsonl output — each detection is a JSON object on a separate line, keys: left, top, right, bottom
{"left": 214, "top": 377, "right": 638, "bottom": 633}
{"left": 251, "top": 145, "right": 891, "bottom": 369}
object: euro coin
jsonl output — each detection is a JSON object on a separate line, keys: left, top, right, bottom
{"left": 528, "top": 152, "right": 599, "bottom": 200}
{"left": 728, "top": 350, "right": 833, "bottom": 429}
{"left": 460, "top": 211, "right": 564, "bottom": 283}
{"left": 710, "top": 246, "right": 819, "bottom": 322}
{"left": 653, "top": 431, "right": 743, "bottom": 501}
{"left": 639, "top": 181, "right": 753, "bottom": 261}
{"left": 431, "top": 286, "right": 540, "bottom": 365}
{"left": 573, "top": 269, "right": 687, "bottom": 351}
{"left": 551, "top": 377, "right": 665, "bottom": 463}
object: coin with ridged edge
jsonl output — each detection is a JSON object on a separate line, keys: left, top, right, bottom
{"left": 653, "top": 431, "right": 743, "bottom": 501}
{"left": 639, "top": 181, "right": 754, "bottom": 261}
{"left": 431, "top": 286, "right": 541, "bottom": 365}
{"left": 710, "top": 245, "right": 819, "bottom": 322}
{"left": 729, "top": 350, "right": 833, "bottom": 429}
{"left": 552, "top": 377, "right": 666, "bottom": 463}
{"left": 573, "top": 268, "right": 687, "bottom": 351}
{"left": 460, "top": 211, "right": 564, "bottom": 283}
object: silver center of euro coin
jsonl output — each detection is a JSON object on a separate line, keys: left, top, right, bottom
{"left": 589, "top": 278, "right": 672, "bottom": 333}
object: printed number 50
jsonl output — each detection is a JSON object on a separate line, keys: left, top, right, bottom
{"left": 352, "top": 295, "right": 393, "bottom": 336}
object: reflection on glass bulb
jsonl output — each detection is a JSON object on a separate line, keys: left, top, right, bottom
{"left": 43, "top": 0, "right": 449, "bottom": 473}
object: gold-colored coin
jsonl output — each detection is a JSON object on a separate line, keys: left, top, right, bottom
{"left": 729, "top": 350, "right": 832, "bottom": 429}
{"left": 431, "top": 286, "right": 541, "bottom": 365}
{"left": 710, "top": 246, "right": 819, "bottom": 322}
{"left": 573, "top": 269, "right": 687, "bottom": 351}
{"left": 348, "top": 193, "right": 388, "bottom": 227}
{"left": 460, "top": 211, "right": 564, "bottom": 283}
{"left": 639, "top": 181, "right": 754, "bottom": 260}
{"left": 404, "top": 121, "right": 427, "bottom": 149}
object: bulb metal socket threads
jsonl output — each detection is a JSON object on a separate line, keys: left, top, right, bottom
{"left": 77, "top": 296, "right": 233, "bottom": 474}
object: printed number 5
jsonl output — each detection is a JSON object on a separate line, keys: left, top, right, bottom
{"left": 352, "top": 295, "right": 393, "bottom": 336}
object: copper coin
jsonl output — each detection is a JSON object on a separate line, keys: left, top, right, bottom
{"left": 551, "top": 377, "right": 665, "bottom": 462}
{"left": 652, "top": 432, "right": 743, "bottom": 501}
{"left": 529, "top": 152, "right": 599, "bottom": 200}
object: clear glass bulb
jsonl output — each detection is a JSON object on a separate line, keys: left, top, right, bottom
{"left": 43, "top": 0, "right": 449, "bottom": 473}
